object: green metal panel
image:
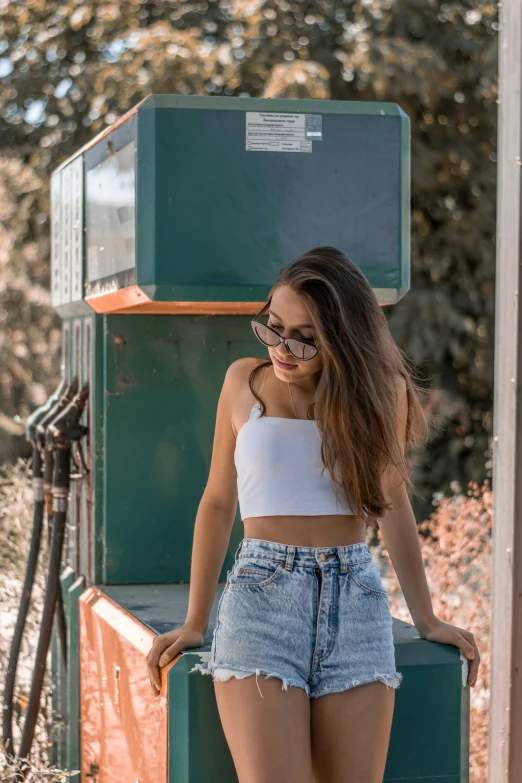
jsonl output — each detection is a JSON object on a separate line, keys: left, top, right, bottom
{"left": 101, "top": 585, "right": 469, "bottom": 782}
{"left": 57, "top": 567, "right": 74, "bottom": 769}
{"left": 143, "top": 93, "right": 408, "bottom": 115}
{"left": 67, "top": 319, "right": 82, "bottom": 575}
{"left": 85, "top": 312, "right": 105, "bottom": 586}
{"left": 101, "top": 313, "right": 258, "bottom": 584}
{"left": 136, "top": 104, "right": 156, "bottom": 292}
{"left": 460, "top": 682, "right": 471, "bottom": 782}
{"left": 400, "top": 108, "right": 411, "bottom": 297}
{"left": 51, "top": 568, "right": 75, "bottom": 771}
{"left": 50, "top": 626, "right": 59, "bottom": 767}
{"left": 58, "top": 312, "right": 104, "bottom": 586}
{"left": 64, "top": 574, "right": 85, "bottom": 778}
{"left": 74, "top": 94, "right": 409, "bottom": 307}
{"left": 135, "top": 95, "right": 409, "bottom": 305}
{"left": 52, "top": 567, "right": 86, "bottom": 778}
{"left": 168, "top": 654, "right": 237, "bottom": 782}
{"left": 388, "top": 631, "right": 470, "bottom": 781}
{"left": 167, "top": 657, "right": 190, "bottom": 780}
{"left": 50, "top": 313, "right": 101, "bottom": 773}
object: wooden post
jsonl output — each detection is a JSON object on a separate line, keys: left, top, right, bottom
{"left": 488, "top": 1, "right": 522, "bottom": 780}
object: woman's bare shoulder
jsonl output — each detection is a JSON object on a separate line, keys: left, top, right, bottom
{"left": 221, "top": 357, "right": 269, "bottom": 408}
{"left": 219, "top": 358, "right": 269, "bottom": 433}
{"left": 226, "top": 356, "right": 267, "bottom": 382}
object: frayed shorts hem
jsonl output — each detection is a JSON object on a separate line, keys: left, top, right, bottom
{"left": 309, "top": 671, "right": 403, "bottom": 699}
{"left": 189, "top": 662, "right": 311, "bottom": 698}
{"left": 189, "top": 662, "right": 402, "bottom": 699}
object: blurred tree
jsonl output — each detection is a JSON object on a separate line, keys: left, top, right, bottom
{"left": 0, "top": 0, "right": 497, "bottom": 521}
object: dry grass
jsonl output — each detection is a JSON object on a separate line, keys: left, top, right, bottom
{"left": 1, "top": 460, "right": 491, "bottom": 779}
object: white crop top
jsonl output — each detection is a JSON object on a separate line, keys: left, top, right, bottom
{"left": 234, "top": 399, "right": 355, "bottom": 520}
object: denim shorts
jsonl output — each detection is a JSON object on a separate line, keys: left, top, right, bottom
{"left": 189, "top": 537, "right": 402, "bottom": 699}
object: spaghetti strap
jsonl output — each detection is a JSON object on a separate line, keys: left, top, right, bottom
{"left": 248, "top": 400, "right": 262, "bottom": 420}
{"left": 247, "top": 365, "right": 269, "bottom": 420}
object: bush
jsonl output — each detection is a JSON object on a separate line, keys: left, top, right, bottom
{"left": 375, "top": 479, "right": 492, "bottom": 782}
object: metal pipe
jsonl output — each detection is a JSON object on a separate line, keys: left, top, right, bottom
{"left": 2, "top": 447, "right": 44, "bottom": 759}
{"left": 36, "top": 377, "right": 80, "bottom": 667}
{"left": 2, "top": 379, "right": 89, "bottom": 774}
{"left": 18, "top": 380, "right": 89, "bottom": 768}
{"left": 2, "top": 374, "right": 68, "bottom": 758}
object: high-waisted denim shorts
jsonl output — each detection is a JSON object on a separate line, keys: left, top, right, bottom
{"left": 189, "top": 537, "right": 403, "bottom": 699}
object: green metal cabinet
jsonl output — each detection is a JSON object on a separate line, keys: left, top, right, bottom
{"left": 97, "top": 584, "right": 470, "bottom": 783}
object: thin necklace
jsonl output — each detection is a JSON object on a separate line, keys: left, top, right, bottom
{"left": 287, "top": 383, "right": 299, "bottom": 419}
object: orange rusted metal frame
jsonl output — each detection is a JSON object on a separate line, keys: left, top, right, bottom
{"left": 79, "top": 586, "right": 178, "bottom": 782}
{"left": 85, "top": 285, "right": 265, "bottom": 314}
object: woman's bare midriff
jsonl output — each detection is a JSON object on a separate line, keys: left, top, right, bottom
{"left": 243, "top": 514, "right": 367, "bottom": 548}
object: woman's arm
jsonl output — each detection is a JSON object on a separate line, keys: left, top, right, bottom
{"left": 146, "top": 358, "right": 250, "bottom": 694}
{"left": 378, "top": 378, "right": 480, "bottom": 687}
{"left": 183, "top": 359, "right": 244, "bottom": 635}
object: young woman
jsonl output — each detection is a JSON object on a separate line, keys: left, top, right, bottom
{"left": 147, "top": 246, "right": 480, "bottom": 783}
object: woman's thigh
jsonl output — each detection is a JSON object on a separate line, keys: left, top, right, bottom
{"left": 214, "top": 676, "right": 313, "bottom": 783}
{"left": 311, "top": 681, "right": 395, "bottom": 783}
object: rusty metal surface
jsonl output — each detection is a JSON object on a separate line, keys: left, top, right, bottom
{"left": 79, "top": 586, "right": 167, "bottom": 782}
{"left": 85, "top": 281, "right": 266, "bottom": 314}
{"left": 116, "top": 300, "right": 267, "bottom": 314}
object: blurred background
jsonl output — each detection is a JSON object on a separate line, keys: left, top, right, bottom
{"left": 0, "top": 2, "right": 496, "bottom": 780}
{"left": 0, "top": 0, "right": 497, "bottom": 524}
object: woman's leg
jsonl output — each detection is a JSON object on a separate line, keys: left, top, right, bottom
{"left": 310, "top": 681, "right": 395, "bottom": 783}
{"left": 214, "top": 676, "right": 313, "bottom": 783}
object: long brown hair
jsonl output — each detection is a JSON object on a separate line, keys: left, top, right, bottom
{"left": 248, "top": 246, "right": 433, "bottom": 529}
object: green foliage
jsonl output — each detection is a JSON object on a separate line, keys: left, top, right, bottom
{"left": 0, "top": 0, "right": 498, "bottom": 519}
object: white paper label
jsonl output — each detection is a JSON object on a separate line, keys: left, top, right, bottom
{"left": 246, "top": 112, "right": 322, "bottom": 153}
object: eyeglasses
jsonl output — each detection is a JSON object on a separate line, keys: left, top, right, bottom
{"left": 251, "top": 302, "right": 319, "bottom": 361}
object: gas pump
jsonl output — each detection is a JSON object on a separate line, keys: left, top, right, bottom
{"left": 2, "top": 374, "right": 89, "bottom": 776}
{"left": 16, "top": 95, "right": 470, "bottom": 780}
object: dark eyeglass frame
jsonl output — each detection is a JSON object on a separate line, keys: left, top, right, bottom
{"left": 250, "top": 302, "right": 319, "bottom": 361}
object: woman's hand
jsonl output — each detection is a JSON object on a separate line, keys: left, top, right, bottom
{"left": 146, "top": 624, "right": 205, "bottom": 696}
{"left": 418, "top": 618, "right": 480, "bottom": 687}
